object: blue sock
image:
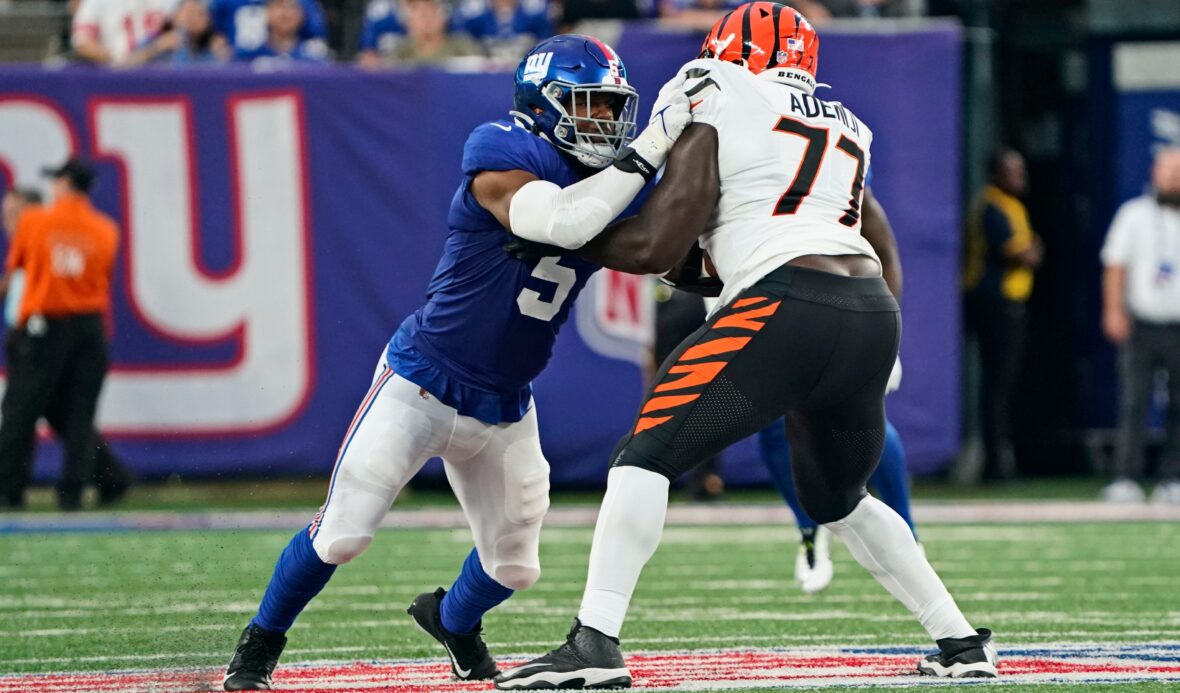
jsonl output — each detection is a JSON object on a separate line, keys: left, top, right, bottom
{"left": 759, "top": 419, "right": 819, "bottom": 533}
{"left": 252, "top": 526, "right": 337, "bottom": 633}
{"left": 869, "top": 420, "right": 916, "bottom": 538}
{"left": 440, "top": 548, "right": 513, "bottom": 634}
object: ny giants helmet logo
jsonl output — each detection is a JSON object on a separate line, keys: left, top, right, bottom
{"left": 522, "top": 51, "right": 554, "bottom": 84}
{"left": 607, "top": 59, "right": 623, "bottom": 85}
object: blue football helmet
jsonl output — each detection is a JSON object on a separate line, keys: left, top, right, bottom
{"left": 513, "top": 35, "right": 639, "bottom": 169}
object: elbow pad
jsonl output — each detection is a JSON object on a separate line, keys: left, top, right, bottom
{"left": 507, "top": 166, "right": 646, "bottom": 249}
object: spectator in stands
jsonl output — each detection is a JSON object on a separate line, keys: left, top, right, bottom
{"left": 0, "top": 160, "right": 121, "bottom": 511}
{"left": 0, "top": 187, "right": 132, "bottom": 510}
{"left": 659, "top": 0, "right": 830, "bottom": 28}
{"left": 71, "top": 0, "right": 179, "bottom": 65}
{"left": 377, "top": 0, "right": 481, "bottom": 67}
{"left": 233, "top": 0, "right": 330, "bottom": 64}
{"left": 209, "top": 0, "right": 326, "bottom": 56}
{"left": 451, "top": 0, "right": 552, "bottom": 63}
{"left": 817, "top": 0, "right": 922, "bottom": 17}
{"left": 124, "top": 0, "right": 231, "bottom": 66}
{"left": 1100, "top": 147, "right": 1180, "bottom": 505}
{"left": 962, "top": 147, "right": 1043, "bottom": 482}
{"left": 357, "top": 0, "right": 405, "bottom": 68}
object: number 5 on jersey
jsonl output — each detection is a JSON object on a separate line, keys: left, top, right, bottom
{"left": 517, "top": 256, "right": 576, "bottom": 321}
{"left": 772, "top": 116, "right": 866, "bottom": 227}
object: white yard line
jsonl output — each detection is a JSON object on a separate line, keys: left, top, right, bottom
{"left": 3, "top": 501, "right": 1180, "bottom": 533}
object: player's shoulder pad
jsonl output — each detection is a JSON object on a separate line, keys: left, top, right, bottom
{"left": 461, "top": 118, "right": 548, "bottom": 177}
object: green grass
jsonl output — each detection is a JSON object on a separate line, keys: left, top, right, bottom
{"left": 1, "top": 521, "right": 1178, "bottom": 691}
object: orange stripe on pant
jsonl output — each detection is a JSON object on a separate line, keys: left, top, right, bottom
{"left": 713, "top": 301, "right": 781, "bottom": 331}
{"left": 654, "top": 360, "right": 726, "bottom": 393}
{"left": 679, "top": 336, "right": 751, "bottom": 362}
{"left": 634, "top": 415, "right": 673, "bottom": 434}
{"left": 641, "top": 393, "right": 700, "bottom": 414}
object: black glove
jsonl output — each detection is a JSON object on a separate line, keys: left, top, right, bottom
{"left": 503, "top": 236, "right": 565, "bottom": 264}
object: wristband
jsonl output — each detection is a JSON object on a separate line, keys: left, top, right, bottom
{"left": 612, "top": 146, "right": 658, "bottom": 182}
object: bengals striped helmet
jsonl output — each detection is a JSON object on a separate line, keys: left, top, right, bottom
{"left": 699, "top": 2, "right": 820, "bottom": 93}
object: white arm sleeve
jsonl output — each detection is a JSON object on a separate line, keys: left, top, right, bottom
{"left": 507, "top": 166, "right": 647, "bottom": 249}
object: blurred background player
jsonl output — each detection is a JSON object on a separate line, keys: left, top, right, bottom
{"left": 495, "top": 4, "right": 995, "bottom": 689}
{"left": 221, "top": 34, "right": 692, "bottom": 690}
{"left": 0, "top": 160, "right": 122, "bottom": 511}
{"left": 962, "top": 147, "right": 1043, "bottom": 482}
{"left": 1099, "top": 147, "right": 1180, "bottom": 504}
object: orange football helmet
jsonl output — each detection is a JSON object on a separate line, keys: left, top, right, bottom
{"left": 699, "top": 2, "right": 820, "bottom": 93}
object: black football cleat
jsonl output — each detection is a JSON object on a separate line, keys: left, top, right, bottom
{"left": 494, "top": 619, "right": 631, "bottom": 690}
{"left": 917, "top": 628, "right": 998, "bottom": 678}
{"left": 223, "top": 623, "right": 287, "bottom": 690}
{"left": 407, "top": 587, "right": 499, "bottom": 680}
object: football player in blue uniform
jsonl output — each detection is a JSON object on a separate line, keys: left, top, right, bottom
{"left": 222, "top": 34, "right": 692, "bottom": 691}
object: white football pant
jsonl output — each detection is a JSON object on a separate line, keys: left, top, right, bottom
{"left": 308, "top": 351, "right": 550, "bottom": 590}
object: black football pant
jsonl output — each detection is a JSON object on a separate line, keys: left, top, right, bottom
{"left": 653, "top": 287, "right": 720, "bottom": 495}
{"left": 612, "top": 264, "right": 899, "bottom": 524}
{"left": 0, "top": 314, "right": 111, "bottom": 507}
{"left": 964, "top": 293, "right": 1026, "bottom": 481}
{"left": 1115, "top": 321, "right": 1180, "bottom": 482}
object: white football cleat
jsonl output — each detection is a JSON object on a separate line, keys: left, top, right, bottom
{"left": 794, "top": 526, "right": 833, "bottom": 594}
{"left": 1101, "top": 478, "right": 1145, "bottom": 503}
{"left": 917, "top": 628, "right": 998, "bottom": 679}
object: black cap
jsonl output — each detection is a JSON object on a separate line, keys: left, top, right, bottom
{"left": 41, "top": 158, "right": 97, "bottom": 194}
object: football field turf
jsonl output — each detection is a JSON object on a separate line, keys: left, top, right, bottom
{"left": 2, "top": 515, "right": 1179, "bottom": 691}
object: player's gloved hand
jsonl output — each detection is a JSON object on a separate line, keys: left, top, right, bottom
{"left": 503, "top": 235, "right": 565, "bottom": 264}
{"left": 613, "top": 72, "right": 692, "bottom": 181}
{"left": 885, "top": 356, "right": 902, "bottom": 395}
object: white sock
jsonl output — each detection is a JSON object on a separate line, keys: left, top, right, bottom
{"left": 577, "top": 466, "right": 670, "bottom": 639}
{"left": 825, "top": 495, "right": 976, "bottom": 641}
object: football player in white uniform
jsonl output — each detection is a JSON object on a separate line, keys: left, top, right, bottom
{"left": 495, "top": 4, "right": 997, "bottom": 689}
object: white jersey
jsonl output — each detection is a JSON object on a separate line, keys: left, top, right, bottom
{"left": 72, "top": 0, "right": 179, "bottom": 63}
{"left": 681, "top": 59, "right": 880, "bottom": 307}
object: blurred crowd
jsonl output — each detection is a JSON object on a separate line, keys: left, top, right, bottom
{"left": 28, "top": 0, "right": 926, "bottom": 69}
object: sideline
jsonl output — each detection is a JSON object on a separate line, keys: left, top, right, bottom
{"left": 3, "top": 500, "right": 1180, "bottom": 533}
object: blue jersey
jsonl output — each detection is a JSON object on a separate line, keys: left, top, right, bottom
{"left": 452, "top": 0, "right": 551, "bottom": 43}
{"left": 210, "top": 0, "right": 327, "bottom": 51}
{"left": 359, "top": 0, "right": 403, "bottom": 53}
{"left": 389, "top": 118, "right": 638, "bottom": 425}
